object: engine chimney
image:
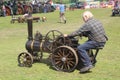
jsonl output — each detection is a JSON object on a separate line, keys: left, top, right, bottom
{"left": 27, "top": 18, "right": 33, "bottom": 40}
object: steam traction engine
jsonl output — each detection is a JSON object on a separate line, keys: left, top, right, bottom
{"left": 18, "top": 18, "right": 102, "bottom": 72}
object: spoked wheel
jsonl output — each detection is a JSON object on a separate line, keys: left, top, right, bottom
{"left": 51, "top": 46, "right": 78, "bottom": 72}
{"left": 24, "top": 4, "right": 33, "bottom": 13}
{"left": 18, "top": 52, "right": 33, "bottom": 67}
{"left": 5, "top": 6, "right": 11, "bottom": 16}
{"left": 44, "top": 30, "right": 65, "bottom": 52}
{"left": 17, "top": 6, "right": 24, "bottom": 15}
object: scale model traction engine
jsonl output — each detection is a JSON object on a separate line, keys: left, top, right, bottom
{"left": 18, "top": 18, "right": 102, "bottom": 72}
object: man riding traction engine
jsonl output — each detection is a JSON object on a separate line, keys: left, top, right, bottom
{"left": 18, "top": 15, "right": 107, "bottom": 73}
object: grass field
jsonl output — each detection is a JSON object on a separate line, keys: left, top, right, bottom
{"left": 0, "top": 8, "right": 120, "bottom": 80}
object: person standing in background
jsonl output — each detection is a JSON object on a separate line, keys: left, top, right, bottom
{"left": 59, "top": 2, "right": 66, "bottom": 24}
{"left": 2, "top": 4, "right": 6, "bottom": 17}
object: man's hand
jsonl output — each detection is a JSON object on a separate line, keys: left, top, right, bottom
{"left": 64, "top": 34, "right": 68, "bottom": 37}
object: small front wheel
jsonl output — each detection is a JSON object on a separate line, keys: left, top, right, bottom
{"left": 18, "top": 52, "right": 33, "bottom": 67}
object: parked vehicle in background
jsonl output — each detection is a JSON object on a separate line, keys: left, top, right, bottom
{"left": 69, "top": 3, "right": 75, "bottom": 10}
{"left": 74, "top": 1, "right": 86, "bottom": 9}
{"left": 0, "top": 0, "right": 33, "bottom": 16}
{"left": 112, "top": 0, "right": 120, "bottom": 16}
{"left": 0, "top": 0, "right": 55, "bottom": 16}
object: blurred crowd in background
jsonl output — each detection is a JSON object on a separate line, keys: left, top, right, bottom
{"left": 0, "top": 0, "right": 120, "bottom": 17}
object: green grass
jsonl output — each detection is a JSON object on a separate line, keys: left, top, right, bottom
{"left": 0, "top": 8, "right": 120, "bottom": 80}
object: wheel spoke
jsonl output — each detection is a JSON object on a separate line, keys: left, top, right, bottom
{"left": 19, "top": 58, "right": 24, "bottom": 63}
{"left": 66, "top": 63, "right": 70, "bottom": 70}
{"left": 64, "top": 63, "right": 68, "bottom": 70}
{"left": 54, "top": 57, "right": 61, "bottom": 60}
{"left": 67, "top": 61, "right": 75, "bottom": 66}
{"left": 57, "top": 52, "right": 63, "bottom": 57}
{"left": 67, "top": 58, "right": 75, "bottom": 61}
{"left": 54, "top": 54, "right": 61, "bottom": 58}
{"left": 52, "top": 31, "right": 55, "bottom": 40}
{"left": 61, "top": 49, "right": 65, "bottom": 56}
{"left": 65, "top": 53, "right": 70, "bottom": 57}
{"left": 55, "top": 60, "right": 61, "bottom": 65}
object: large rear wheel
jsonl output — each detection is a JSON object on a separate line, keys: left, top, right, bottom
{"left": 51, "top": 46, "right": 78, "bottom": 72}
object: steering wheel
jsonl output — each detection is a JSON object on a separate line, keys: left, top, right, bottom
{"left": 44, "top": 30, "right": 65, "bottom": 52}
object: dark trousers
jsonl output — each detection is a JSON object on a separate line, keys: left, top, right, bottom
{"left": 77, "top": 40, "right": 105, "bottom": 67}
